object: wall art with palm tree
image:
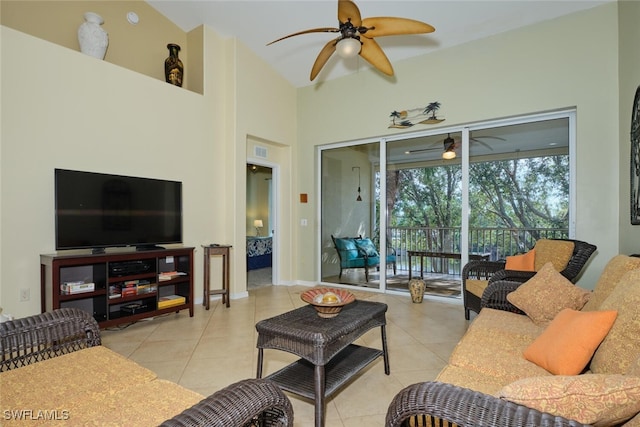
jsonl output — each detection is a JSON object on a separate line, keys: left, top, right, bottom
{"left": 389, "top": 102, "right": 444, "bottom": 129}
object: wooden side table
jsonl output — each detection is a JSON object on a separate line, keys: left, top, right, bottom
{"left": 202, "top": 245, "right": 231, "bottom": 309}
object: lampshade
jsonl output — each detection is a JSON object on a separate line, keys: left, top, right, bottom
{"left": 442, "top": 134, "right": 456, "bottom": 160}
{"left": 253, "top": 219, "right": 263, "bottom": 228}
{"left": 336, "top": 37, "right": 361, "bottom": 58}
{"left": 442, "top": 150, "right": 456, "bottom": 160}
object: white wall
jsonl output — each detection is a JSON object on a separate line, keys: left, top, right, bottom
{"left": 297, "top": 2, "right": 629, "bottom": 288}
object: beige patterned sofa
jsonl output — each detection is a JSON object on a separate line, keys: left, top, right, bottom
{"left": 0, "top": 308, "right": 293, "bottom": 426}
{"left": 387, "top": 255, "right": 640, "bottom": 427}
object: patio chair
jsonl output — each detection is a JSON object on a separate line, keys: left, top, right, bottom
{"left": 462, "top": 238, "right": 597, "bottom": 319}
{"left": 331, "top": 235, "right": 397, "bottom": 282}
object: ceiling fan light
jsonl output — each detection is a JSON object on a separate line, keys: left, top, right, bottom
{"left": 336, "top": 37, "right": 361, "bottom": 58}
{"left": 442, "top": 150, "right": 456, "bottom": 160}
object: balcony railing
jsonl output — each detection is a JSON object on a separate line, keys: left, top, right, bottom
{"left": 386, "top": 226, "right": 569, "bottom": 276}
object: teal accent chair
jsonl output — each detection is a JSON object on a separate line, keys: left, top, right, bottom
{"left": 331, "top": 235, "right": 397, "bottom": 282}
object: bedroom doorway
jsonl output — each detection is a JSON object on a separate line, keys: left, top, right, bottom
{"left": 246, "top": 163, "right": 274, "bottom": 288}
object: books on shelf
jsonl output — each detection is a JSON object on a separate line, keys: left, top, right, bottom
{"left": 109, "top": 280, "right": 157, "bottom": 299}
{"left": 61, "top": 281, "right": 95, "bottom": 294}
{"left": 158, "top": 271, "right": 186, "bottom": 281}
{"left": 158, "top": 294, "right": 186, "bottom": 309}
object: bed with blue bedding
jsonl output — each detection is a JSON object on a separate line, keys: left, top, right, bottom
{"left": 247, "top": 236, "right": 272, "bottom": 270}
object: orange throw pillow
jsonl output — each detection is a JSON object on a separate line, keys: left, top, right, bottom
{"left": 523, "top": 308, "right": 618, "bottom": 375}
{"left": 505, "top": 249, "right": 536, "bottom": 271}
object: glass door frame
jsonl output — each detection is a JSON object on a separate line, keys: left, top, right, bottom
{"left": 316, "top": 109, "right": 576, "bottom": 294}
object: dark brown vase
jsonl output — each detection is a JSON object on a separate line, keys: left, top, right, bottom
{"left": 164, "top": 43, "right": 183, "bottom": 87}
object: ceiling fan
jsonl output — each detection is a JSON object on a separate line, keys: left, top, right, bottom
{"left": 405, "top": 133, "right": 507, "bottom": 159}
{"left": 267, "top": 0, "right": 435, "bottom": 81}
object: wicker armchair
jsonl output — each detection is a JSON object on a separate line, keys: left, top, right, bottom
{"left": 0, "top": 307, "right": 102, "bottom": 371}
{"left": 1, "top": 308, "right": 293, "bottom": 427}
{"left": 385, "top": 381, "right": 589, "bottom": 427}
{"left": 462, "top": 259, "right": 507, "bottom": 320}
{"left": 462, "top": 239, "right": 597, "bottom": 319}
{"left": 161, "top": 378, "right": 294, "bottom": 427}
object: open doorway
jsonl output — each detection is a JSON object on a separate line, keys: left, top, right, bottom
{"left": 246, "top": 163, "right": 273, "bottom": 288}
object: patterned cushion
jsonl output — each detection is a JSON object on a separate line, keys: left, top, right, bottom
{"left": 334, "top": 238, "right": 360, "bottom": 261}
{"left": 591, "top": 269, "right": 640, "bottom": 374}
{"left": 0, "top": 346, "right": 161, "bottom": 423}
{"left": 628, "top": 357, "right": 640, "bottom": 377}
{"left": 582, "top": 255, "right": 640, "bottom": 311}
{"left": 498, "top": 374, "right": 640, "bottom": 426}
{"left": 465, "top": 278, "right": 488, "bottom": 298}
{"left": 505, "top": 249, "right": 536, "bottom": 271}
{"left": 436, "top": 364, "right": 533, "bottom": 396}
{"left": 67, "top": 379, "right": 204, "bottom": 426}
{"left": 355, "top": 238, "right": 379, "bottom": 257}
{"left": 533, "top": 239, "right": 575, "bottom": 271}
{"left": 447, "top": 309, "right": 549, "bottom": 386}
{"left": 507, "top": 262, "right": 592, "bottom": 326}
{"left": 523, "top": 309, "right": 618, "bottom": 375}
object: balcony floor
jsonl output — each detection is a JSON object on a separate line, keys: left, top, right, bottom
{"left": 321, "top": 269, "right": 461, "bottom": 299}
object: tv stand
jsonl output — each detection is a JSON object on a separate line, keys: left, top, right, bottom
{"left": 40, "top": 247, "right": 194, "bottom": 328}
{"left": 135, "top": 244, "right": 165, "bottom": 251}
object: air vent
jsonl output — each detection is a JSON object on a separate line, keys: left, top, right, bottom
{"left": 254, "top": 146, "right": 268, "bottom": 158}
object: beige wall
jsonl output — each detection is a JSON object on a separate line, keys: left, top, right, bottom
{"left": 618, "top": 0, "right": 640, "bottom": 255}
{"left": 0, "top": 23, "right": 297, "bottom": 317}
{"left": 234, "top": 40, "right": 297, "bottom": 286}
{"left": 298, "top": 2, "right": 633, "bottom": 288}
{"left": 0, "top": 1, "right": 202, "bottom": 92}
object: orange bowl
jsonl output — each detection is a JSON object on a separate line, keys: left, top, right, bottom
{"left": 301, "top": 288, "right": 355, "bottom": 318}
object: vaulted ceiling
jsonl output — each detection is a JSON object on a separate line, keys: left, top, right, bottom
{"left": 147, "top": 0, "right": 611, "bottom": 88}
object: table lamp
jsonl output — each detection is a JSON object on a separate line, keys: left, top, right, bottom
{"left": 254, "top": 219, "right": 263, "bottom": 236}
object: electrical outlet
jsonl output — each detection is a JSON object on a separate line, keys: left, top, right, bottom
{"left": 20, "top": 288, "right": 30, "bottom": 302}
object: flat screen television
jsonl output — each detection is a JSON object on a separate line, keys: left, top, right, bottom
{"left": 55, "top": 169, "right": 183, "bottom": 252}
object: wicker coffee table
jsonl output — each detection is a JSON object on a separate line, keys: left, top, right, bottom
{"left": 255, "top": 299, "right": 389, "bottom": 427}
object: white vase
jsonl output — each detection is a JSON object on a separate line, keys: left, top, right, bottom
{"left": 78, "top": 12, "right": 108, "bottom": 60}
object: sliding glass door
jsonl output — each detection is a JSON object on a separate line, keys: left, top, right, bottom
{"left": 466, "top": 117, "right": 572, "bottom": 264}
{"left": 318, "top": 111, "right": 574, "bottom": 298}
{"left": 384, "top": 132, "right": 463, "bottom": 296}
{"left": 320, "top": 142, "right": 381, "bottom": 288}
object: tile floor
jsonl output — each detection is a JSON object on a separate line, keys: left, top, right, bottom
{"left": 101, "top": 285, "right": 471, "bottom": 426}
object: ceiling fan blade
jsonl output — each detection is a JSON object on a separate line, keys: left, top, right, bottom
{"left": 359, "top": 37, "right": 393, "bottom": 76}
{"left": 338, "top": 0, "right": 362, "bottom": 26}
{"left": 267, "top": 27, "right": 339, "bottom": 45}
{"left": 471, "top": 135, "right": 506, "bottom": 141}
{"left": 406, "top": 147, "right": 441, "bottom": 154}
{"left": 360, "top": 17, "right": 435, "bottom": 38}
{"left": 310, "top": 39, "right": 338, "bottom": 81}
{"left": 470, "top": 136, "right": 504, "bottom": 150}
{"left": 471, "top": 138, "right": 493, "bottom": 151}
